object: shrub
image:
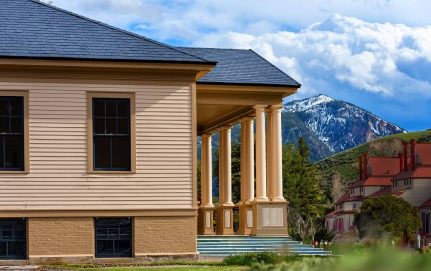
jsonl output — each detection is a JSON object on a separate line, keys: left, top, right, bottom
{"left": 223, "top": 252, "right": 282, "bottom": 266}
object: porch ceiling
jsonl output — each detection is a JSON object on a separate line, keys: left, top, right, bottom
{"left": 196, "top": 84, "right": 298, "bottom": 135}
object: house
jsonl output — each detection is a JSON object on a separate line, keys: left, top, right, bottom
{"left": 392, "top": 140, "right": 431, "bottom": 244}
{"left": 326, "top": 140, "right": 431, "bottom": 245}
{"left": 0, "top": 0, "right": 300, "bottom": 264}
{"left": 326, "top": 154, "right": 402, "bottom": 235}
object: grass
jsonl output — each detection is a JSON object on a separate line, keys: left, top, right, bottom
{"left": 46, "top": 267, "right": 244, "bottom": 271}
{"left": 43, "top": 260, "right": 244, "bottom": 271}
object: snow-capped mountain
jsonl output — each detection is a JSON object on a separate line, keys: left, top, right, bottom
{"left": 283, "top": 94, "right": 406, "bottom": 161}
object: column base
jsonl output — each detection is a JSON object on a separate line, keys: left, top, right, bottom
{"left": 198, "top": 206, "right": 215, "bottom": 235}
{"left": 252, "top": 201, "right": 288, "bottom": 236}
{"left": 215, "top": 205, "right": 235, "bottom": 235}
{"left": 237, "top": 202, "right": 253, "bottom": 235}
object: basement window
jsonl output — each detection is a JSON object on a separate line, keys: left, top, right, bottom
{"left": 0, "top": 219, "right": 26, "bottom": 260}
{"left": 95, "top": 218, "right": 132, "bottom": 258}
{"left": 0, "top": 96, "right": 24, "bottom": 171}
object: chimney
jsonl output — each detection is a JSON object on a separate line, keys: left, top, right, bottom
{"left": 363, "top": 154, "right": 369, "bottom": 179}
{"left": 398, "top": 153, "right": 403, "bottom": 172}
{"left": 358, "top": 156, "right": 363, "bottom": 180}
{"left": 410, "top": 139, "right": 416, "bottom": 170}
{"left": 402, "top": 141, "right": 408, "bottom": 171}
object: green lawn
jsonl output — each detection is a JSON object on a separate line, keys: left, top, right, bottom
{"left": 48, "top": 267, "right": 244, "bottom": 271}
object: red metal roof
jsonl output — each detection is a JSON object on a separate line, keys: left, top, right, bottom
{"left": 417, "top": 144, "right": 431, "bottom": 165}
{"left": 368, "top": 157, "right": 401, "bottom": 176}
{"left": 362, "top": 177, "right": 393, "bottom": 186}
{"left": 366, "top": 186, "right": 402, "bottom": 198}
{"left": 335, "top": 192, "right": 351, "bottom": 205}
{"left": 325, "top": 210, "right": 337, "bottom": 218}
{"left": 350, "top": 157, "right": 401, "bottom": 188}
{"left": 420, "top": 198, "right": 431, "bottom": 209}
{"left": 393, "top": 144, "right": 431, "bottom": 180}
{"left": 335, "top": 193, "right": 364, "bottom": 205}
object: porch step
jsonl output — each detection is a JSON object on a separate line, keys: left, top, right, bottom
{"left": 197, "top": 235, "right": 332, "bottom": 257}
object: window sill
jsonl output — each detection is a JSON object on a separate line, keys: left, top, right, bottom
{"left": 88, "top": 170, "right": 136, "bottom": 175}
{"left": 0, "top": 171, "right": 29, "bottom": 174}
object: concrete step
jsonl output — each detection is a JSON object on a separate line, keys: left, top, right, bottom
{"left": 197, "top": 235, "right": 332, "bottom": 257}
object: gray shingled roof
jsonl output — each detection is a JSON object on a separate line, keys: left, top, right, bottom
{"left": 178, "top": 47, "right": 301, "bottom": 87}
{"left": 0, "top": 0, "right": 210, "bottom": 63}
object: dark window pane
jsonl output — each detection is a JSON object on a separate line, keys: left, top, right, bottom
{"left": 0, "top": 98, "right": 7, "bottom": 115}
{"left": 106, "top": 101, "right": 116, "bottom": 117}
{"left": 92, "top": 98, "right": 131, "bottom": 171}
{"left": 0, "top": 219, "right": 26, "bottom": 259}
{"left": 96, "top": 218, "right": 132, "bottom": 258}
{"left": 94, "top": 117, "right": 105, "bottom": 135}
{"left": 4, "top": 136, "right": 23, "bottom": 170}
{"left": 0, "top": 117, "right": 7, "bottom": 133}
{"left": 106, "top": 118, "right": 116, "bottom": 134}
{"left": 9, "top": 98, "right": 23, "bottom": 116}
{"left": 116, "top": 240, "right": 132, "bottom": 256}
{"left": 0, "top": 138, "right": 3, "bottom": 169}
{"left": 96, "top": 240, "right": 114, "bottom": 255}
{"left": 112, "top": 137, "right": 130, "bottom": 170}
{"left": 10, "top": 117, "right": 23, "bottom": 133}
{"left": 117, "top": 101, "right": 129, "bottom": 117}
{"left": 94, "top": 137, "right": 111, "bottom": 170}
{"left": 0, "top": 242, "right": 6, "bottom": 256}
{"left": 117, "top": 118, "right": 129, "bottom": 134}
{"left": 94, "top": 100, "right": 105, "bottom": 117}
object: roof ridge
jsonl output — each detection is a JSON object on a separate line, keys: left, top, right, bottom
{"left": 28, "top": 0, "right": 211, "bottom": 63}
{"left": 249, "top": 49, "right": 302, "bottom": 87}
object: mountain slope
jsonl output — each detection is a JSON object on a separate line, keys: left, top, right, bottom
{"left": 283, "top": 95, "right": 406, "bottom": 161}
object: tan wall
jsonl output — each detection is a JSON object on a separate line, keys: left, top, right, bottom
{"left": 364, "top": 186, "right": 381, "bottom": 197}
{"left": 134, "top": 216, "right": 197, "bottom": 255}
{"left": 0, "top": 78, "right": 194, "bottom": 210}
{"left": 28, "top": 217, "right": 94, "bottom": 257}
{"left": 342, "top": 201, "right": 362, "bottom": 211}
{"left": 402, "top": 178, "right": 431, "bottom": 207}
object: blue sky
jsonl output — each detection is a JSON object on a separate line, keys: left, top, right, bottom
{"left": 50, "top": 0, "right": 431, "bottom": 131}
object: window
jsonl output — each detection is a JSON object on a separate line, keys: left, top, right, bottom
{"left": 0, "top": 219, "right": 26, "bottom": 260}
{"left": 0, "top": 96, "right": 24, "bottom": 171}
{"left": 88, "top": 93, "right": 135, "bottom": 173}
{"left": 95, "top": 218, "right": 132, "bottom": 258}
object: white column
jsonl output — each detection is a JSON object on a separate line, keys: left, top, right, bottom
{"left": 219, "top": 126, "right": 233, "bottom": 205}
{"left": 266, "top": 107, "right": 273, "bottom": 199}
{"left": 254, "top": 105, "right": 268, "bottom": 202}
{"left": 201, "top": 134, "right": 213, "bottom": 207}
{"left": 240, "top": 118, "right": 255, "bottom": 203}
{"left": 269, "top": 105, "right": 284, "bottom": 201}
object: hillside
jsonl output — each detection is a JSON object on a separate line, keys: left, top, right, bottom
{"left": 316, "top": 130, "right": 431, "bottom": 201}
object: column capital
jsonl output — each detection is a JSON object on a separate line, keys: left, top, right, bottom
{"left": 253, "top": 104, "right": 268, "bottom": 112}
{"left": 240, "top": 117, "right": 254, "bottom": 124}
{"left": 219, "top": 125, "right": 232, "bottom": 132}
{"left": 202, "top": 133, "right": 212, "bottom": 139}
{"left": 267, "top": 104, "right": 283, "bottom": 112}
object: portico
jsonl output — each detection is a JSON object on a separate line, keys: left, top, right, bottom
{"left": 196, "top": 84, "right": 297, "bottom": 236}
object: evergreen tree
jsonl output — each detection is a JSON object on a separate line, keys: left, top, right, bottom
{"left": 283, "top": 138, "right": 325, "bottom": 219}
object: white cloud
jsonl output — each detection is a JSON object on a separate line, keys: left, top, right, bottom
{"left": 52, "top": 0, "right": 431, "bottom": 40}
{"left": 193, "top": 15, "right": 431, "bottom": 99}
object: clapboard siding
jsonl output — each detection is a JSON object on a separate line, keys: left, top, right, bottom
{"left": 0, "top": 79, "right": 194, "bottom": 210}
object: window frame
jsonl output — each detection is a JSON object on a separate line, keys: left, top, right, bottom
{"left": 87, "top": 92, "right": 136, "bottom": 174}
{"left": 94, "top": 217, "right": 133, "bottom": 258}
{"left": 0, "top": 218, "right": 27, "bottom": 260}
{"left": 0, "top": 91, "right": 29, "bottom": 174}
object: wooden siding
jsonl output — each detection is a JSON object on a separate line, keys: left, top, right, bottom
{"left": 0, "top": 80, "right": 194, "bottom": 210}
